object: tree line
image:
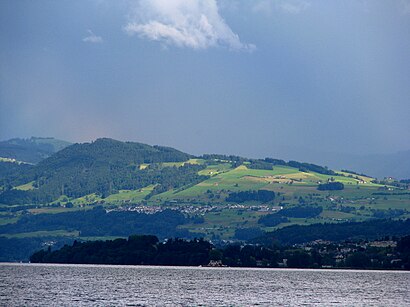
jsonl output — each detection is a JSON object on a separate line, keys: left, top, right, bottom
{"left": 254, "top": 218, "right": 410, "bottom": 246}
{"left": 226, "top": 190, "right": 275, "bottom": 203}
{"left": 31, "top": 235, "right": 212, "bottom": 266}
{"left": 0, "top": 207, "right": 197, "bottom": 238}
{"left": 318, "top": 182, "right": 344, "bottom": 191}
{"left": 30, "top": 234, "right": 410, "bottom": 270}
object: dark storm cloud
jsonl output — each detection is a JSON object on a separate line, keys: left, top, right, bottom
{"left": 0, "top": 0, "right": 409, "bottom": 163}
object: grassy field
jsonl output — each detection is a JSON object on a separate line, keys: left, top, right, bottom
{"left": 149, "top": 163, "right": 409, "bottom": 240}
{"left": 151, "top": 164, "right": 399, "bottom": 207}
{"left": 72, "top": 193, "right": 102, "bottom": 206}
{"left": 77, "top": 236, "right": 127, "bottom": 241}
{"left": 2, "top": 230, "right": 79, "bottom": 239}
{"left": 180, "top": 209, "right": 266, "bottom": 239}
{"left": 104, "top": 185, "right": 155, "bottom": 204}
{"left": 320, "top": 210, "right": 359, "bottom": 220}
{"left": 29, "top": 206, "right": 93, "bottom": 214}
{"left": 0, "top": 216, "right": 18, "bottom": 225}
{"left": 1, "top": 161, "right": 408, "bottom": 242}
{"left": 14, "top": 181, "right": 36, "bottom": 191}
{"left": 198, "top": 162, "right": 232, "bottom": 176}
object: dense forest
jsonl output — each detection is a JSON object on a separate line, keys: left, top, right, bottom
{"left": 30, "top": 234, "right": 410, "bottom": 270}
{"left": 257, "top": 206, "right": 322, "bottom": 227}
{"left": 3, "top": 217, "right": 410, "bottom": 263}
{"left": 30, "top": 235, "right": 212, "bottom": 266}
{"left": 0, "top": 138, "right": 208, "bottom": 204}
{"left": 0, "top": 162, "right": 34, "bottom": 191}
{"left": 0, "top": 236, "right": 73, "bottom": 262}
{"left": 234, "top": 227, "right": 266, "bottom": 241}
{"left": 226, "top": 190, "right": 275, "bottom": 203}
{"left": 318, "top": 182, "right": 345, "bottom": 191}
{"left": 254, "top": 219, "right": 410, "bottom": 246}
{"left": 0, "top": 207, "right": 196, "bottom": 238}
{"left": 258, "top": 215, "right": 290, "bottom": 227}
{"left": 277, "top": 206, "right": 323, "bottom": 218}
{"left": 287, "top": 161, "right": 335, "bottom": 175}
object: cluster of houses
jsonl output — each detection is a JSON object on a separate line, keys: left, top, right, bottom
{"left": 105, "top": 203, "right": 283, "bottom": 215}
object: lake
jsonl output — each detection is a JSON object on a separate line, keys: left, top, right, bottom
{"left": 0, "top": 263, "right": 409, "bottom": 306}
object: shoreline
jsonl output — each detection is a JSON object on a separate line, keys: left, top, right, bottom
{"left": 1, "top": 262, "right": 409, "bottom": 273}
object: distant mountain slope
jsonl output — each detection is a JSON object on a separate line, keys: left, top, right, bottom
{"left": 0, "top": 137, "right": 71, "bottom": 164}
{"left": 277, "top": 147, "right": 410, "bottom": 180}
{"left": 310, "top": 150, "right": 410, "bottom": 180}
{"left": 337, "top": 150, "right": 410, "bottom": 180}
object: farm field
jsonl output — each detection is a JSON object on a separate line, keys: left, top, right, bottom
{"left": 150, "top": 164, "right": 401, "bottom": 207}
{"left": 0, "top": 154, "right": 409, "bottom": 243}
{"left": 2, "top": 230, "right": 79, "bottom": 239}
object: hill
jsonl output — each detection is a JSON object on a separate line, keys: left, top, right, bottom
{"left": 0, "top": 137, "right": 408, "bottom": 261}
{"left": 1, "top": 137, "right": 409, "bottom": 213}
{"left": 0, "top": 137, "right": 71, "bottom": 164}
{"left": 0, "top": 138, "right": 204, "bottom": 204}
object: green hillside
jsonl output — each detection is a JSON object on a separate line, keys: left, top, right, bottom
{"left": 0, "top": 138, "right": 408, "bottom": 259}
{"left": 0, "top": 138, "right": 204, "bottom": 204}
{"left": 0, "top": 139, "right": 408, "bottom": 213}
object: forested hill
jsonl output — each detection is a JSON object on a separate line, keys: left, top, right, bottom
{"left": 0, "top": 138, "right": 203, "bottom": 204}
{"left": 0, "top": 137, "right": 408, "bottom": 210}
{"left": 0, "top": 138, "right": 409, "bottom": 263}
{"left": 37, "top": 138, "right": 191, "bottom": 169}
{"left": 0, "top": 137, "right": 71, "bottom": 164}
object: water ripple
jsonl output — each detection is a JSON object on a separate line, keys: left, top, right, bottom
{"left": 0, "top": 263, "right": 409, "bottom": 306}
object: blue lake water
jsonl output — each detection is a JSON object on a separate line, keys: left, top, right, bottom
{"left": 0, "top": 263, "right": 409, "bottom": 306}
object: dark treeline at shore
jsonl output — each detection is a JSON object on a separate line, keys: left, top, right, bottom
{"left": 30, "top": 234, "right": 410, "bottom": 270}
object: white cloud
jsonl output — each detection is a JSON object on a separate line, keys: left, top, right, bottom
{"left": 124, "top": 0, "right": 255, "bottom": 51}
{"left": 82, "top": 30, "right": 103, "bottom": 43}
{"left": 253, "top": 0, "right": 310, "bottom": 15}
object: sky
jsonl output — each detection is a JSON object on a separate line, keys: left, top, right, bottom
{"left": 1, "top": 0, "right": 409, "bottom": 162}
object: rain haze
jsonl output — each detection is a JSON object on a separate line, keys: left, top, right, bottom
{"left": 1, "top": 0, "right": 409, "bottom": 176}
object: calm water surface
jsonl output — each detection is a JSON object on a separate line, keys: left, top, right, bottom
{"left": 0, "top": 263, "right": 409, "bottom": 306}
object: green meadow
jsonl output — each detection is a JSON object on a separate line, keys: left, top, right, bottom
{"left": 1, "top": 160, "right": 409, "bottom": 241}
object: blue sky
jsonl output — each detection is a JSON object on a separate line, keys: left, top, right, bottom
{"left": 1, "top": 0, "right": 409, "bottom": 161}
